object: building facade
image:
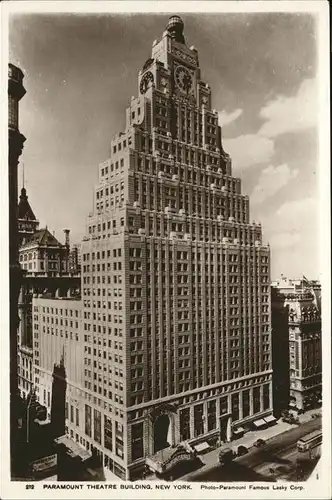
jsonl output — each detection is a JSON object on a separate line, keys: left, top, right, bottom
{"left": 18, "top": 225, "right": 80, "bottom": 398}
{"left": 271, "top": 276, "right": 322, "bottom": 414}
{"left": 69, "top": 243, "right": 82, "bottom": 275}
{"left": 33, "top": 297, "right": 83, "bottom": 420}
{"left": 77, "top": 16, "right": 273, "bottom": 479}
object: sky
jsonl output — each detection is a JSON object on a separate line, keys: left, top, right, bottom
{"left": 9, "top": 11, "right": 320, "bottom": 280}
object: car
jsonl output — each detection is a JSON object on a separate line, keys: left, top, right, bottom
{"left": 237, "top": 445, "right": 249, "bottom": 457}
{"left": 254, "top": 439, "right": 266, "bottom": 448}
{"left": 218, "top": 448, "right": 235, "bottom": 465}
{"left": 282, "top": 415, "right": 299, "bottom": 424}
{"left": 276, "top": 465, "right": 291, "bottom": 474}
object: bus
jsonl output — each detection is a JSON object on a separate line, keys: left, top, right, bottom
{"left": 297, "top": 429, "right": 322, "bottom": 453}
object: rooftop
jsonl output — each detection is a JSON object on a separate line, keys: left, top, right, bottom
{"left": 54, "top": 435, "right": 91, "bottom": 462}
{"left": 20, "top": 227, "right": 63, "bottom": 248}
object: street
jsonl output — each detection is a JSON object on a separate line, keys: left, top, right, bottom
{"left": 184, "top": 418, "right": 321, "bottom": 482}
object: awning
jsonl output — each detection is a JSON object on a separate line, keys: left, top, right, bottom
{"left": 233, "top": 427, "right": 245, "bottom": 434}
{"left": 264, "top": 415, "right": 277, "bottom": 424}
{"left": 194, "top": 442, "right": 210, "bottom": 453}
{"left": 253, "top": 419, "right": 266, "bottom": 428}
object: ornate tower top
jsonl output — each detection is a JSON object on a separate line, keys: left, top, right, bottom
{"left": 18, "top": 187, "right": 37, "bottom": 221}
{"left": 18, "top": 185, "right": 39, "bottom": 246}
{"left": 166, "top": 15, "right": 185, "bottom": 44}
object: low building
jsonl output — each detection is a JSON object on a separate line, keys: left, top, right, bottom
{"left": 32, "top": 297, "right": 83, "bottom": 423}
{"left": 32, "top": 295, "right": 124, "bottom": 480}
{"left": 15, "top": 350, "right": 106, "bottom": 481}
{"left": 271, "top": 275, "right": 322, "bottom": 414}
{"left": 17, "top": 205, "right": 80, "bottom": 398}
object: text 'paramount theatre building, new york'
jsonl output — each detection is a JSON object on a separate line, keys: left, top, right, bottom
{"left": 35, "top": 16, "right": 273, "bottom": 480}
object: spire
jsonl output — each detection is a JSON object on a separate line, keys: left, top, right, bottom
{"left": 18, "top": 184, "right": 37, "bottom": 221}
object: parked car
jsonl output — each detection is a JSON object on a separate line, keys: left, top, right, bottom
{"left": 276, "top": 465, "right": 291, "bottom": 474}
{"left": 218, "top": 448, "right": 235, "bottom": 466}
{"left": 237, "top": 445, "right": 249, "bottom": 457}
{"left": 254, "top": 439, "right": 266, "bottom": 448}
{"left": 282, "top": 415, "right": 299, "bottom": 424}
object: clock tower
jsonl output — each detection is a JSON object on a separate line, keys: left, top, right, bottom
{"left": 134, "top": 15, "right": 225, "bottom": 162}
{"left": 138, "top": 15, "right": 213, "bottom": 110}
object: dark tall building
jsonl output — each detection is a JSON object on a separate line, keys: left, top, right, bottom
{"left": 51, "top": 353, "right": 67, "bottom": 439}
{"left": 271, "top": 287, "right": 290, "bottom": 417}
{"left": 8, "top": 63, "right": 26, "bottom": 475}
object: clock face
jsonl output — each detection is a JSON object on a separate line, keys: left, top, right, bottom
{"left": 140, "top": 71, "right": 154, "bottom": 94}
{"left": 174, "top": 65, "right": 193, "bottom": 94}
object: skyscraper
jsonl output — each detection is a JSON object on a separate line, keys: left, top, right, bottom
{"left": 80, "top": 15, "right": 273, "bottom": 479}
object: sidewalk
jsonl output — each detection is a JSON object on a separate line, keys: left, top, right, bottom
{"left": 297, "top": 408, "right": 321, "bottom": 424}
{"left": 198, "top": 408, "right": 322, "bottom": 469}
{"left": 145, "top": 409, "right": 322, "bottom": 482}
{"left": 199, "top": 420, "right": 297, "bottom": 468}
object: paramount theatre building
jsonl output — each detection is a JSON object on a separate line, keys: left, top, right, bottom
{"left": 40, "top": 16, "right": 274, "bottom": 480}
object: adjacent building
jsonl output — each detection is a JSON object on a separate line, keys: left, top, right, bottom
{"left": 17, "top": 203, "right": 81, "bottom": 398}
{"left": 33, "top": 298, "right": 83, "bottom": 423}
{"left": 271, "top": 275, "right": 322, "bottom": 415}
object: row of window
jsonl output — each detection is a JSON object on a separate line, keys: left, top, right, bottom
{"left": 40, "top": 316, "right": 79, "bottom": 327}
{"left": 37, "top": 306, "right": 80, "bottom": 317}
{"left": 83, "top": 248, "right": 122, "bottom": 261}
{"left": 88, "top": 218, "right": 125, "bottom": 234}
{"left": 96, "top": 182, "right": 125, "bottom": 200}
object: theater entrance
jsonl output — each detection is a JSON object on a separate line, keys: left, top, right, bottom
{"left": 153, "top": 413, "right": 172, "bottom": 454}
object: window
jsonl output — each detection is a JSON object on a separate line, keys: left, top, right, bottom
{"left": 131, "top": 422, "right": 143, "bottom": 460}
{"left": 253, "top": 386, "right": 261, "bottom": 414}
{"left": 85, "top": 404, "right": 92, "bottom": 437}
{"left": 242, "top": 390, "right": 250, "bottom": 418}
{"left": 231, "top": 393, "right": 239, "bottom": 421}
{"left": 104, "top": 415, "right": 113, "bottom": 451}
{"left": 263, "top": 384, "right": 270, "bottom": 411}
{"left": 194, "top": 404, "right": 204, "bottom": 437}
{"left": 207, "top": 400, "right": 216, "bottom": 431}
{"left": 179, "top": 408, "right": 190, "bottom": 441}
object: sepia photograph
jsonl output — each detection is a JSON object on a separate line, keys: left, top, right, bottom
{"left": 1, "top": 1, "right": 330, "bottom": 499}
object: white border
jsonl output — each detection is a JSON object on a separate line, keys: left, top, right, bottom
{"left": 0, "top": 2, "right": 330, "bottom": 499}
